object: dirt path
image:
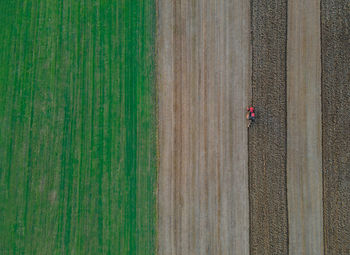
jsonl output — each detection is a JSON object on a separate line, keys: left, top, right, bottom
{"left": 157, "top": 1, "right": 250, "bottom": 254}
{"left": 287, "top": 0, "right": 323, "bottom": 254}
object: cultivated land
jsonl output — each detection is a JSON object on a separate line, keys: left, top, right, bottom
{"left": 0, "top": 1, "right": 157, "bottom": 254}
{"left": 287, "top": 0, "right": 323, "bottom": 253}
{"left": 249, "top": 1, "right": 288, "bottom": 253}
{"left": 322, "top": 0, "right": 350, "bottom": 253}
{"left": 158, "top": 0, "right": 250, "bottom": 254}
{"left": 158, "top": 0, "right": 349, "bottom": 254}
{"left": 1, "top": 1, "right": 349, "bottom": 254}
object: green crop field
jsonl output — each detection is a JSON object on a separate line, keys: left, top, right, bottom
{"left": 0, "top": 0, "right": 157, "bottom": 254}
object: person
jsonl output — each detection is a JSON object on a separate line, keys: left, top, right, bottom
{"left": 250, "top": 112, "right": 256, "bottom": 123}
{"left": 246, "top": 106, "right": 256, "bottom": 125}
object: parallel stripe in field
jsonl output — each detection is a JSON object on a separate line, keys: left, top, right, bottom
{"left": 321, "top": 0, "right": 350, "bottom": 253}
{"left": 287, "top": 0, "right": 323, "bottom": 253}
{"left": 0, "top": 1, "right": 157, "bottom": 254}
{"left": 249, "top": 1, "right": 289, "bottom": 254}
{"left": 157, "top": 0, "right": 250, "bottom": 254}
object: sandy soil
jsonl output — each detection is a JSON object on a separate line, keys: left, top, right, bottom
{"left": 287, "top": 0, "right": 323, "bottom": 254}
{"left": 157, "top": 0, "right": 250, "bottom": 254}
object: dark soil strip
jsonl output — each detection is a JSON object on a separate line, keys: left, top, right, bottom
{"left": 321, "top": 1, "right": 350, "bottom": 254}
{"left": 249, "top": 1, "right": 288, "bottom": 254}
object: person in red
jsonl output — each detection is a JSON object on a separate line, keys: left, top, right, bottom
{"left": 250, "top": 112, "right": 256, "bottom": 122}
{"left": 246, "top": 106, "right": 256, "bottom": 125}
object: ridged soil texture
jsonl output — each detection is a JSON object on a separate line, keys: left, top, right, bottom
{"left": 321, "top": 0, "right": 350, "bottom": 254}
{"left": 249, "top": 1, "right": 288, "bottom": 254}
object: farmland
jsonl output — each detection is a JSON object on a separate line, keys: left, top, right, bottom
{"left": 157, "top": 0, "right": 349, "bottom": 254}
{"left": 1, "top": 0, "right": 350, "bottom": 255}
{"left": 0, "top": 0, "right": 157, "bottom": 254}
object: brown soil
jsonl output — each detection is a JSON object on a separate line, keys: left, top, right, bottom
{"left": 157, "top": 1, "right": 250, "bottom": 254}
{"left": 321, "top": 1, "right": 350, "bottom": 254}
{"left": 287, "top": 0, "right": 323, "bottom": 253}
{"left": 249, "top": 1, "right": 288, "bottom": 254}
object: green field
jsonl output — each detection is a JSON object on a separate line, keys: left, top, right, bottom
{"left": 0, "top": 1, "right": 157, "bottom": 254}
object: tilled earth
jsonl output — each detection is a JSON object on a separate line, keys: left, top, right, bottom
{"left": 249, "top": 1, "right": 288, "bottom": 254}
{"left": 158, "top": 0, "right": 350, "bottom": 254}
{"left": 321, "top": 1, "right": 350, "bottom": 253}
{"left": 158, "top": 0, "right": 250, "bottom": 254}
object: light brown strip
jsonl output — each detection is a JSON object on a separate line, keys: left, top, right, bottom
{"left": 157, "top": 0, "right": 250, "bottom": 254}
{"left": 287, "top": 0, "right": 323, "bottom": 254}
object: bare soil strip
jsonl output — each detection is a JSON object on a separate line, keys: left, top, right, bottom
{"left": 157, "top": 1, "right": 250, "bottom": 254}
{"left": 287, "top": 0, "right": 323, "bottom": 254}
{"left": 321, "top": 1, "right": 350, "bottom": 254}
{"left": 249, "top": 1, "right": 288, "bottom": 254}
